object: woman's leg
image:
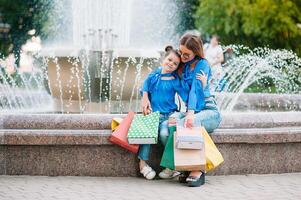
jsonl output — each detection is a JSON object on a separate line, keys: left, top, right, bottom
{"left": 177, "top": 109, "right": 221, "bottom": 133}
{"left": 178, "top": 109, "right": 221, "bottom": 186}
{"left": 193, "top": 109, "right": 222, "bottom": 133}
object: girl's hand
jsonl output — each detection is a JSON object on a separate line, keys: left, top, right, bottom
{"left": 196, "top": 71, "right": 207, "bottom": 88}
{"left": 184, "top": 112, "right": 194, "bottom": 128}
{"left": 142, "top": 93, "right": 152, "bottom": 115}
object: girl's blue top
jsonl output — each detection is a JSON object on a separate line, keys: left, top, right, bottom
{"left": 182, "top": 58, "right": 212, "bottom": 112}
{"left": 142, "top": 67, "right": 188, "bottom": 114}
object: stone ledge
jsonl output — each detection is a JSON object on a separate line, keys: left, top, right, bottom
{"left": 0, "top": 130, "right": 111, "bottom": 145}
{"left": 1, "top": 112, "right": 301, "bottom": 129}
{"left": 1, "top": 127, "right": 301, "bottom": 145}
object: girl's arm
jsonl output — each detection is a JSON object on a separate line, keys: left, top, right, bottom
{"left": 141, "top": 92, "right": 152, "bottom": 115}
{"left": 196, "top": 70, "right": 207, "bottom": 89}
{"left": 140, "top": 73, "right": 153, "bottom": 115}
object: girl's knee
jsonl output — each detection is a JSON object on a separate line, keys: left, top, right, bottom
{"left": 159, "top": 130, "right": 169, "bottom": 146}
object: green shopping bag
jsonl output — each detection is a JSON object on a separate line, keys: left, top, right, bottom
{"left": 160, "top": 126, "right": 176, "bottom": 170}
{"left": 127, "top": 111, "right": 160, "bottom": 144}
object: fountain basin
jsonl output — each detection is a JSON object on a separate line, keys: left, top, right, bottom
{"left": 43, "top": 47, "right": 160, "bottom": 113}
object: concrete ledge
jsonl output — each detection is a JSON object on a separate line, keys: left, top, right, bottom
{"left": 0, "top": 127, "right": 301, "bottom": 176}
{"left": 0, "top": 127, "right": 301, "bottom": 145}
{"left": 1, "top": 112, "right": 301, "bottom": 129}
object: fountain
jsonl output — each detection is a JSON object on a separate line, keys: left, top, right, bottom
{"left": 0, "top": 0, "right": 300, "bottom": 177}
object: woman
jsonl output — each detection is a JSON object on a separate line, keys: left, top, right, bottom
{"left": 164, "top": 32, "right": 221, "bottom": 187}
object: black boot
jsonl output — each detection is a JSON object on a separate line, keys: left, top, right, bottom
{"left": 178, "top": 171, "right": 189, "bottom": 183}
{"left": 186, "top": 172, "right": 205, "bottom": 187}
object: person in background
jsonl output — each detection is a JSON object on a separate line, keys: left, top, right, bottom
{"left": 204, "top": 35, "right": 224, "bottom": 92}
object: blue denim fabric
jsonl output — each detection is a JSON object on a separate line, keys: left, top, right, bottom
{"left": 138, "top": 101, "right": 222, "bottom": 161}
{"left": 138, "top": 113, "right": 171, "bottom": 161}
{"left": 172, "top": 97, "right": 222, "bottom": 133}
{"left": 172, "top": 109, "right": 221, "bottom": 133}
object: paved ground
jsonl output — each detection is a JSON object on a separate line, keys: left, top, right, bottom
{"left": 0, "top": 173, "right": 301, "bottom": 200}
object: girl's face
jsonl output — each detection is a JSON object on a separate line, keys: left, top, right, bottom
{"left": 162, "top": 52, "right": 180, "bottom": 73}
{"left": 179, "top": 45, "right": 195, "bottom": 63}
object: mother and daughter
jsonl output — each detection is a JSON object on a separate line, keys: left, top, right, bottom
{"left": 138, "top": 32, "right": 222, "bottom": 187}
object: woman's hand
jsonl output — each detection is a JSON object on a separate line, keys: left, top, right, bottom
{"left": 168, "top": 117, "right": 177, "bottom": 127}
{"left": 196, "top": 71, "right": 207, "bottom": 88}
{"left": 184, "top": 111, "right": 194, "bottom": 128}
{"left": 141, "top": 92, "right": 152, "bottom": 115}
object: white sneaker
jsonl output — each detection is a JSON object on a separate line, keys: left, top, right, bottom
{"left": 159, "top": 168, "right": 180, "bottom": 179}
{"left": 140, "top": 165, "right": 156, "bottom": 180}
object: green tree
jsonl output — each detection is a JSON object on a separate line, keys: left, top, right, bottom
{"left": 0, "top": 0, "right": 52, "bottom": 62}
{"left": 176, "top": 0, "right": 198, "bottom": 35}
{"left": 195, "top": 0, "right": 301, "bottom": 55}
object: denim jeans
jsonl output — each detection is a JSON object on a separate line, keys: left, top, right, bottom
{"left": 171, "top": 109, "right": 222, "bottom": 133}
{"left": 138, "top": 98, "right": 222, "bottom": 161}
{"left": 138, "top": 113, "right": 171, "bottom": 161}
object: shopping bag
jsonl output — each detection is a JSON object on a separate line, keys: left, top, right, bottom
{"left": 160, "top": 126, "right": 176, "bottom": 170}
{"left": 176, "top": 126, "right": 204, "bottom": 150}
{"left": 127, "top": 111, "right": 160, "bottom": 144}
{"left": 174, "top": 127, "right": 206, "bottom": 171}
{"left": 201, "top": 127, "right": 224, "bottom": 172}
{"left": 111, "top": 117, "right": 123, "bottom": 132}
{"left": 109, "top": 112, "right": 139, "bottom": 154}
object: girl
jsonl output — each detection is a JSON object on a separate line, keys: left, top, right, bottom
{"left": 139, "top": 46, "right": 187, "bottom": 180}
{"left": 162, "top": 33, "right": 222, "bottom": 187}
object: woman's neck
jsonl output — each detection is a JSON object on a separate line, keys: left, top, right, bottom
{"left": 186, "top": 57, "right": 199, "bottom": 69}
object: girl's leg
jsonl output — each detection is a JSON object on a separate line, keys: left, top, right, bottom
{"left": 159, "top": 120, "right": 169, "bottom": 146}
{"left": 138, "top": 144, "right": 151, "bottom": 169}
{"left": 158, "top": 112, "right": 185, "bottom": 179}
{"left": 138, "top": 144, "right": 156, "bottom": 180}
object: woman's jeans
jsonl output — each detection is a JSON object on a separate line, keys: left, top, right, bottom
{"left": 138, "top": 113, "right": 170, "bottom": 161}
{"left": 138, "top": 108, "right": 222, "bottom": 161}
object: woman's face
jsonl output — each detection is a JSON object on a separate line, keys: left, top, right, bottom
{"left": 179, "top": 45, "right": 195, "bottom": 63}
{"left": 162, "top": 52, "right": 180, "bottom": 73}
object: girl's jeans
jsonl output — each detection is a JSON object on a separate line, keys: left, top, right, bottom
{"left": 138, "top": 109, "right": 222, "bottom": 161}
{"left": 138, "top": 113, "right": 171, "bottom": 161}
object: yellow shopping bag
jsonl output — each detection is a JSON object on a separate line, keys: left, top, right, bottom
{"left": 111, "top": 117, "right": 123, "bottom": 132}
{"left": 201, "top": 127, "right": 224, "bottom": 172}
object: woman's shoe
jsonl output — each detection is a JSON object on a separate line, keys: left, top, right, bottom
{"left": 159, "top": 168, "right": 181, "bottom": 179}
{"left": 186, "top": 172, "right": 205, "bottom": 187}
{"left": 178, "top": 171, "right": 189, "bottom": 183}
{"left": 140, "top": 165, "right": 156, "bottom": 180}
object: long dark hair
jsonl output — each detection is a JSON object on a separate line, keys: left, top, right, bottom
{"left": 179, "top": 33, "right": 205, "bottom": 59}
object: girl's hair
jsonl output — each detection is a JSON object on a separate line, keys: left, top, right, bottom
{"left": 179, "top": 33, "right": 205, "bottom": 59}
{"left": 164, "top": 45, "right": 181, "bottom": 59}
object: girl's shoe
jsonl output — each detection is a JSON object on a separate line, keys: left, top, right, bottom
{"left": 140, "top": 165, "right": 156, "bottom": 180}
{"left": 186, "top": 172, "right": 205, "bottom": 187}
{"left": 178, "top": 171, "right": 189, "bottom": 183}
{"left": 159, "top": 168, "right": 180, "bottom": 179}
